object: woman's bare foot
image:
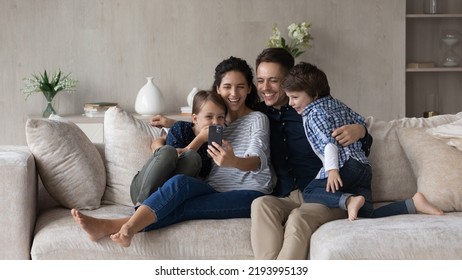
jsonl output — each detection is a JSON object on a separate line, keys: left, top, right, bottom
{"left": 346, "top": 195, "right": 365, "bottom": 221}
{"left": 71, "top": 209, "right": 128, "bottom": 241}
{"left": 412, "top": 192, "right": 444, "bottom": 215}
{"left": 110, "top": 224, "right": 134, "bottom": 247}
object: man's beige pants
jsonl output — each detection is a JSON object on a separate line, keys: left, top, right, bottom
{"left": 251, "top": 190, "right": 347, "bottom": 259}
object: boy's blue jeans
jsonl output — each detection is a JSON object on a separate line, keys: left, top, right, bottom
{"left": 141, "top": 174, "right": 265, "bottom": 231}
{"left": 303, "top": 157, "right": 415, "bottom": 218}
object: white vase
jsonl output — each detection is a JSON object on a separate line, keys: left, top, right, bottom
{"left": 135, "top": 77, "right": 165, "bottom": 116}
{"left": 187, "top": 87, "right": 199, "bottom": 107}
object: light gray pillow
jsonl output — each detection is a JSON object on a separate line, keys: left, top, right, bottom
{"left": 366, "top": 113, "right": 462, "bottom": 203}
{"left": 25, "top": 117, "right": 106, "bottom": 210}
{"left": 103, "top": 107, "right": 162, "bottom": 206}
{"left": 397, "top": 127, "right": 462, "bottom": 212}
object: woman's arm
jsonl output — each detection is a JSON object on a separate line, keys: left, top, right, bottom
{"left": 208, "top": 140, "right": 261, "bottom": 172}
{"left": 208, "top": 112, "right": 270, "bottom": 172}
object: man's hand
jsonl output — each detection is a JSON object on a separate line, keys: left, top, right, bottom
{"left": 326, "top": 169, "right": 342, "bottom": 193}
{"left": 332, "top": 124, "right": 366, "bottom": 146}
{"left": 150, "top": 115, "right": 176, "bottom": 128}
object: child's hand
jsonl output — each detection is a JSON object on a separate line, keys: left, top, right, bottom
{"left": 196, "top": 125, "right": 210, "bottom": 144}
{"left": 176, "top": 147, "right": 189, "bottom": 155}
{"left": 326, "top": 169, "right": 342, "bottom": 193}
{"left": 151, "top": 136, "right": 166, "bottom": 152}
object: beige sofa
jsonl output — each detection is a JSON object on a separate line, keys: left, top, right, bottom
{"left": 1, "top": 107, "right": 462, "bottom": 260}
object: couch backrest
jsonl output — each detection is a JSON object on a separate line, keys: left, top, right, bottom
{"left": 367, "top": 113, "right": 462, "bottom": 203}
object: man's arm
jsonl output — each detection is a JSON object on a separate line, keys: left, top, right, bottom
{"left": 331, "top": 124, "right": 373, "bottom": 156}
{"left": 150, "top": 115, "right": 177, "bottom": 128}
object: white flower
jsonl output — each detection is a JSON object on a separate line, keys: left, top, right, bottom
{"left": 267, "top": 21, "right": 313, "bottom": 58}
{"left": 21, "top": 69, "right": 78, "bottom": 101}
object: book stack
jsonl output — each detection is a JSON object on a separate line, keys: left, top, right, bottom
{"left": 83, "top": 102, "right": 118, "bottom": 117}
{"left": 180, "top": 106, "right": 192, "bottom": 115}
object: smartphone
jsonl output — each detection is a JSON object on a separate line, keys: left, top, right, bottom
{"left": 208, "top": 125, "right": 223, "bottom": 146}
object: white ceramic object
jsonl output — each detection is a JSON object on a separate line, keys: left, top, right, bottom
{"left": 442, "top": 37, "right": 459, "bottom": 47}
{"left": 187, "top": 87, "right": 199, "bottom": 107}
{"left": 135, "top": 77, "right": 165, "bottom": 116}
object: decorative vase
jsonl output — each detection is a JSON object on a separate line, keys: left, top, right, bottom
{"left": 135, "top": 77, "right": 165, "bottom": 116}
{"left": 187, "top": 87, "right": 199, "bottom": 108}
{"left": 42, "top": 92, "right": 57, "bottom": 118}
{"left": 43, "top": 100, "right": 57, "bottom": 118}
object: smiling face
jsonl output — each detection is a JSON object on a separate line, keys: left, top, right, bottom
{"left": 286, "top": 90, "right": 314, "bottom": 114}
{"left": 256, "top": 62, "right": 288, "bottom": 108}
{"left": 216, "top": 70, "right": 251, "bottom": 115}
{"left": 192, "top": 100, "right": 226, "bottom": 130}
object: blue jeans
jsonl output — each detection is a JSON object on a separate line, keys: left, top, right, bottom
{"left": 130, "top": 145, "right": 202, "bottom": 205}
{"left": 141, "top": 174, "right": 265, "bottom": 231}
{"left": 303, "top": 157, "right": 415, "bottom": 218}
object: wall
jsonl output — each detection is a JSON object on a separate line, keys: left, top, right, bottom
{"left": 0, "top": 0, "right": 405, "bottom": 145}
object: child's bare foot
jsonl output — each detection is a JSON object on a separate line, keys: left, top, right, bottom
{"left": 412, "top": 192, "right": 444, "bottom": 215}
{"left": 346, "top": 195, "right": 365, "bottom": 221}
{"left": 71, "top": 209, "right": 125, "bottom": 241}
{"left": 110, "top": 224, "right": 134, "bottom": 247}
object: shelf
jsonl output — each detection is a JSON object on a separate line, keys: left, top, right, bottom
{"left": 406, "top": 13, "right": 462, "bottom": 18}
{"left": 406, "top": 67, "right": 462, "bottom": 72}
{"left": 405, "top": 1, "right": 462, "bottom": 117}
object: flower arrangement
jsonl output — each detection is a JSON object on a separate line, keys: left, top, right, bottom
{"left": 267, "top": 22, "right": 313, "bottom": 58}
{"left": 22, "top": 69, "right": 78, "bottom": 101}
{"left": 22, "top": 69, "right": 78, "bottom": 117}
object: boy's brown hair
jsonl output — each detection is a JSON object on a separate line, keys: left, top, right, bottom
{"left": 282, "top": 62, "right": 330, "bottom": 100}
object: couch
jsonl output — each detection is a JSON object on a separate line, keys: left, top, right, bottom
{"left": 1, "top": 107, "right": 462, "bottom": 260}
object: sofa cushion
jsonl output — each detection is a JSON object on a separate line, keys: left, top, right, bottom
{"left": 397, "top": 127, "right": 462, "bottom": 212}
{"left": 25, "top": 117, "right": 106, "bottom": 210}
{"left": 366, "top": 113, "right": 462, "bottom": 203}
{"left": 310, "top": 212, "right": 462, "bottom": 259}
{"left": 31, "top": 205, "right": 254, "bottom": 259}
{"left": 103, "top": 107, "right": 162, "bottom": 206}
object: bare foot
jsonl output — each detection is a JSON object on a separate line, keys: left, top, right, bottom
{"left": 346, "top": 196, "right": 365, "bottom": 221}
{"left": 71, "top": 209, "right": 125, "bottom": 242}
{"left": 412, "top": 192, "right": 444, "bottom": 215}
{"left": 110, "top": 224, "right": 134, "bottom": 247}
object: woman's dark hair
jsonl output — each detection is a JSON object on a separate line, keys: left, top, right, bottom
{"left": 192, "top": 89, "right": 227, "bottom": 116}
{"left": 212, "top": 56, "right": 260, "bottom": 109}
{"left": 282, "top": 62, "right": 330, "bottom": 100}
{"left": 256, "top": 48, "right": 295, "bottom": 77}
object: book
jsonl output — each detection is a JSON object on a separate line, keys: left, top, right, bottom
{"left": 180, "top": 106, "right": 192, "bottom": 114}
{"left": 83, "top": 102, "right": 118, "bottom": 117}
{"left": 84, "top": 102, "right": 118, "bottom": 108}
{"left": 84, "top": 102, "right": 118, "bottom": 111}
{"left": 83, "top": 111, "right": 106, "bottom": 117}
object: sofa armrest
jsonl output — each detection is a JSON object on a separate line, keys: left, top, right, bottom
{"left": 0, "top": 146, "right": 37, "bottom": 259}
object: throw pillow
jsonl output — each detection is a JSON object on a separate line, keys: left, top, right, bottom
{"left": 25, "top": 117, "right": 106, "bottom": 210}
{"left": 396, "top": 127, "right": 462, "bottom": 212}
{"left": 365, "top": 113, "right": 461, "bottom": 203}
{"left": 426, "top": 118, "right": 462, "bottom": 151}
{"left": 103, "top": 107, "right": 162, "bottom": 206}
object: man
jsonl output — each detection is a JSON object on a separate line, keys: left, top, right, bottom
{"left": 151, "top": 48, "right": 372, "bottom": 259}
{"left": 251, "top": 48, "right": 372, "bottom": 259}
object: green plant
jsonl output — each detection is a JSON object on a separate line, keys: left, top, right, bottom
{"left": 22, "top": 69, "right": 78, "bottom": 101}
{"left": 267, "top": 22, "right": 313, "bottom": 58}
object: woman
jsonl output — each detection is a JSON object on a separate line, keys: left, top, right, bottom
{"left": 130, "top": 89, "right": 227, "bottom": 205}
{"left": 71, "top": 56, "right": 272, "bottom": 247}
